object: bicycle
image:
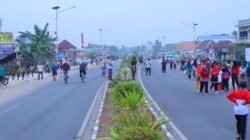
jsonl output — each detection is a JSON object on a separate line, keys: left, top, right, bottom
{"left": 102, "top": 69, "right": 106, "bottom": 78}
{"left": 80, "top": 73, "right": 86, "bottom": 83}
{"left": 63, "top": 71, "right": 69, "bottom": 84}
{"left": 0, "top": 75, "right": 9, "bottom": 86}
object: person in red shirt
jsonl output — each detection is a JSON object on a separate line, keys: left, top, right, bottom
{"left": 210, "top": 63, "right": 220, "bottom": 94}
{"left": 227, "top": 81, "right": 250, "bottom": 140}
{"left": 232, "top": 61, "right": 240, "bottom": 90}
{"left": 200, "top": 65, "right": 210, "bottom": 94}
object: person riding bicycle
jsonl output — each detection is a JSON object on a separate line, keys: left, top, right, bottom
{"left": 61, "top": 61, "right": 71, "bottom": 78}
{"left": 79, "top": 62, "right": 87, "bottom": 78}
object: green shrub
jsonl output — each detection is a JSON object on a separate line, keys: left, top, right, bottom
{"left": 114, "top": 81, "right": 143, "bottom": 97}
{"left": 112, "top": 91, "right": 144, "bottom": 112}
{"left": 110, "top": 126, "right": 164, "bottom": 140}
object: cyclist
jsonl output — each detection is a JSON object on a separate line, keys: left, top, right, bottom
{"left": 61, "top": 61, "right": 70, "bottom": 83}
{"left": 79, "top": 62, "right": 87, "bottom": 79}
{"left": 101, "top": 61, "right": 107, "bottom": 78}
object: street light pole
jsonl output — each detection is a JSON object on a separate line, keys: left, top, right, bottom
{"left": 193, "top": 23, "right": 198, "bottom": 58}
{"left": 163, "top": 36, "right": 166, "bottom": 57}
{"left": 99, "top": 28, "right": 103, "bottom": 47}
{"left": 52, "top": 6, "right": 60, "bottom": 55}
{"left": 52, "top": 6, "right": 76, "bottom": 55}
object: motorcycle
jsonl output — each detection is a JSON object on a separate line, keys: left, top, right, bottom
{"left": 0, "top": 75, "right": 9, "bottom": 86}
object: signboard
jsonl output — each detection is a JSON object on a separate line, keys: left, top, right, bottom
{"left": 0, "top": 32, "right": 14, "bottom": 44}
{"left": 246, "top": 48, "right": 250, "bottom": 61}
{"left": 0, "top": 44, "right": 14, "bottom": 53}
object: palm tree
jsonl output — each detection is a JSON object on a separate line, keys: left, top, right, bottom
{"left": 18, "top": 23, "right": 57, "bottom": 63}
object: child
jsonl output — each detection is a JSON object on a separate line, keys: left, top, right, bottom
{"left": 218, "top": 70, "right": 223, "bottom": 93}
{"left": 227, "top": 81, "right": 250, "bottom": 140}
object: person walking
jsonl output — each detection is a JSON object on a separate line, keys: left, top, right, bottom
{"left": 227, "top": 81, "right": 250, "bottom": 140}
{"left": 145, "top": 58, "right": 152, "bottom": 76}
{"left": 232, "top": 61, "right": 240, "bottom": 90}
{"left": 210, "top": 63, "right": 219, "bottom": 94}
{"left": 218, "top": 69, "right": 223, "bottom": 93}
{"left": 185, "top": 61, "right": 193, "bottom": 79}
{"left": 200, "top": 65, "right": 210, "bottom": 94}
{"left": 51, "top": 62, "right": 58, "bottom": 81}
{"left": 222, "top": 65, "right": 230, "bottom": 91}
{"left": 37, "top": 63, "right": 44, "bottom": 80}
{"left": 161, "top": 57, "right": 167, "bottom": 75}
{"left": 170, "top": 59, "right": 173, "bottom": 70}
{"left": 195, "top": 64, "right": 202, "bottom": 93}
{"left": 107, "top": 57, "right": 113, "bottom": 80}
{"left": 131, "top": 57, "right": 137, "bottom": 80}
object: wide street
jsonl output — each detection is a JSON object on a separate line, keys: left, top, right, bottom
{"left": 140, "top": 61, "right": 250, "bottom": 140}
{"left": 0, "top": 63, "right": 119, "bottom": 140}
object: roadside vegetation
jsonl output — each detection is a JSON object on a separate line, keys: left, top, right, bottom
{"left": 98, "top": 56, "right": 169, "bottom": 140}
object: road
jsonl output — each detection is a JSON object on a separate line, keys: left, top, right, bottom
{"left": 140, "top": 61, "right": 250, "bottom": 140}
{"left": 0, "top": 62, "right": 119, "bottom": 140}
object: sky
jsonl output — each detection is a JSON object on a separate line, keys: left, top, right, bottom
{"left": 0, "top": 0, "right": 250, "bottom": 48}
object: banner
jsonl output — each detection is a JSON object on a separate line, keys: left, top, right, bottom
{"left": 0, "top": 32, "right": 13, "bottom": 44}
{"left": 0, "top": 44, "right": 14, "bottom": 53}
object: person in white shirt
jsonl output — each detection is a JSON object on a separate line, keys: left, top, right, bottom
{"left": 218, "top": 70, "right": 223, "bottom": 92}
{"left": 145, "top": 58, "right": 151, "bottom": 76}
{"left": 227, "top": 81, "right": 250, "bottom": 140}
{"left": 37, "top": 64, "right": 44, "bottom": 80}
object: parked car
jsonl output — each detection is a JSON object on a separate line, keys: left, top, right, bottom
{"left": 81, "top": 57, "right": 91, "bottom": 64}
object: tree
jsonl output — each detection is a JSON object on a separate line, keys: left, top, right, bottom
{"left": 108, "top": 45, "right": 118, "bottom": 55}
{"left": 232, "top": 31, "right": 238, "bottom": 40}
{"left": 228, "top": 44, "right": 245, "bottom": 61}
{"left": 152, "top": 40, "right": 161, "bottom": 56}
{"left": 18, "top": 23, "right": 57, "bottom": 63}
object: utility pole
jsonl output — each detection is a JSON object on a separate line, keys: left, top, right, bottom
{"left": 52, "top": 6, "right": 76, "bottom": 55}
{"left": 193, "top": 23, "right": 198, "bottom": 58}
{"left": 163, "top": 36, "right": 166, "bottom": 57}
{"left": 99, "top": 28, "right": 103, "bottom": 47}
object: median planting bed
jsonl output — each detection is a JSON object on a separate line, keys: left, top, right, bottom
{"left": 97, "top": 57, "right": 169, "bottom": 140}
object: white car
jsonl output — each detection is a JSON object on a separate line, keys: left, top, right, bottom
{"left": 81, "top": 57, "right": 91, "bottom": 64}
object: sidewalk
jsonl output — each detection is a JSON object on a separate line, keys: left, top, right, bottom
{"left": 1, "top": 64, "right": 99, "bottom": 88}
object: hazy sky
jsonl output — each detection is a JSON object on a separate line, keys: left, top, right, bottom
{"left": 0, "top": 0, "right": 250, "bottom": 47}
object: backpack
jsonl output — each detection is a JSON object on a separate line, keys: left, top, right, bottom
{"left": 222, "top": 71, "right": 229, "bottom": 79}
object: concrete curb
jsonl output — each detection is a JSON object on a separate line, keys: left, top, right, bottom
{"left": 75, "top": 81, "right": 108, "bottom": 140}
{"left": 90, "top": 81, "right": 109, "bottom": 140}
{"left": 138, "top": 66, "right": 188, "bottom": 140}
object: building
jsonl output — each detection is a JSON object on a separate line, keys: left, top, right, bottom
{"left": 57, "top": 40, "right": 77, "bottom": 61}
{"left": 196, "top": 34, "right": 233, "bottom": 60}
{"left": 234, "top": 18, "right": 250, "bottom": 50}
{"left": 174, "top": 41, "right": 200, "bottom": 58}
{"left": 236, "top": 19, "right": 250, "bottom": 43}
{"left": 198, "top": 34, "right": 233, "bottom": 42}
{"left": 196, "top": 40, "right": 232, "bottom": 60}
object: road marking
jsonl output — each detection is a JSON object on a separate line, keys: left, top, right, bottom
{"left": 138, "top": 67, "right": 188, "bottom": 140}
{"left": 0, "top": 104, "right": 19, "bottom": 115}
{"left": 75, "top": 81, "right": 107, "bottom": 140}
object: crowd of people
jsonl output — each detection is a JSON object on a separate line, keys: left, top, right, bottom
{"left": 187, "top": 59, "right": 250, "bottom": 95}
{"left": 160, "top": 57, "right": 250, "bottom": 140}
{"left": 159, "top": 57, "right": 250, "bottom": 95}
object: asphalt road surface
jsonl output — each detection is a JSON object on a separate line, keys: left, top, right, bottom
{"left": 140, "top": 61, "right": 250, "bottom": 140}
{"left": 0, "top": 62, "right": 119, "bottom": 140}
